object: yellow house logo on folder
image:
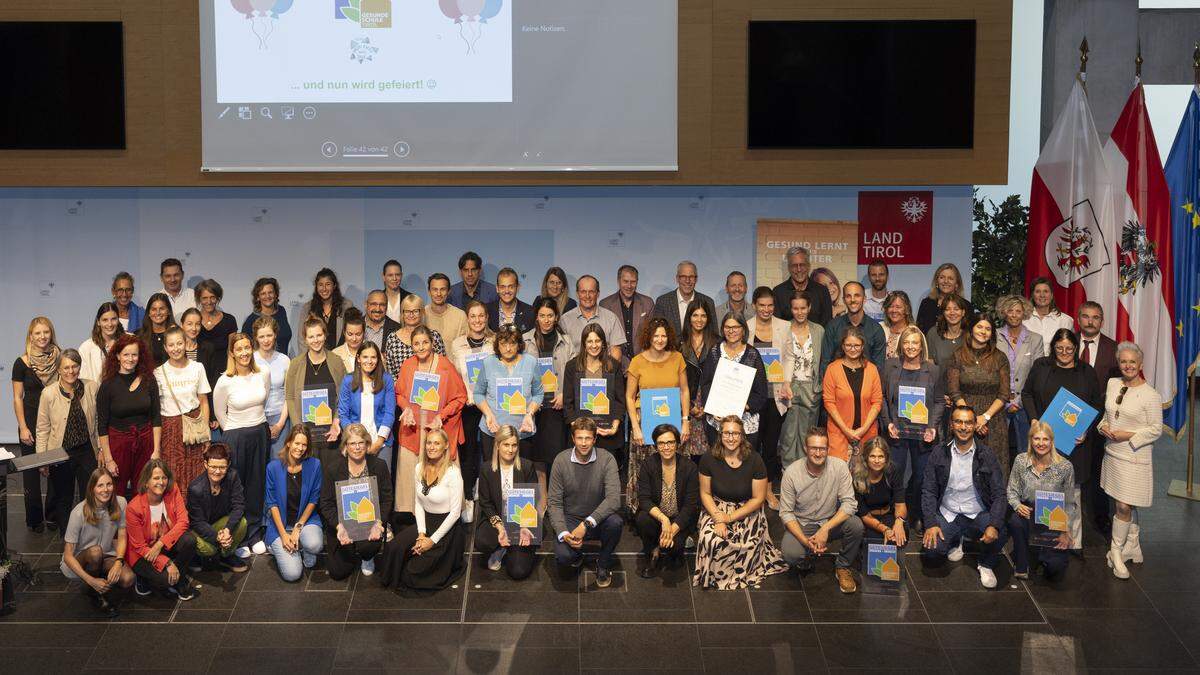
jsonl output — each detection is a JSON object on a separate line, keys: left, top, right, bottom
{"left": 879, "top": 557, "right": 900, "bottom": 581}
{"left": 415, "top": 385, "right": 440, "bottom": 411}
{"left": 902, "top": 399, "right": 929, "bottom": 425}
{"left": 585, "top": 391, "right": 610, "bottom": 415}
{"left": 765, "top": 359, "right": 785, "bottom": 383}
{"left": 502, "top": 390, "right": 527, "bottom": 415}
{"left": 348, "top": 497, "right": 375, "bottom": 524}
{"left": 540, "top": 368, "right": 558, "bottom": 393}
{"left": 306, "top": 401, "right": 333, "bottom": 426}
{"left": 517, "top": 502, "right": 538, "bottom": 527}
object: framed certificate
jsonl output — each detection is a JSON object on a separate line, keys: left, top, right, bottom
{"left": 580, "top": 378, "right": 609, "bottom": 415}
{"left": 410, "top": 371, "right": 442, "bottom": 411}
{"left": 335, "top": 476, "right": 379, "bottom": 542}
{"left": 1032, "top": 490, "right": 1068, "bottom": 547}
{"left": 503, "top": 483, "right": 543, "bottom": 544}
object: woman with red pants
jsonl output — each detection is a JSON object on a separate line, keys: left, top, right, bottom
{"left": 97, "top": 334, "right": 162, "bottom": 498}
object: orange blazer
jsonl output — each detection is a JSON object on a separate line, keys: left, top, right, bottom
{"left": 821, "top": 359, "right": 883, "bottom": 461}
{"left": 395, "top": 354, "right": 467, "bottom": 459}
{"left": 125, "top": 484, "right": 189, "bottom": 572}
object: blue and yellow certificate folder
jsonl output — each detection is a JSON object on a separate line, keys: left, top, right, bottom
{"left": 301, "top": 388, "right": 333, "bottom": 426}
{"left": 335, "top": 476, "right": 379, "bottom": 542}
{"left": 536, "top": 357, "right": 558, "bottom": 394}
{"left": 1043, "top": 387, "right": 1099, "bottom": 455}
{"left": 503, "top": 483, "right": 543, "bottom": 544}
{"left": 464, "top": 352, "right": 488, "bottom": 387}
{"left": 639, "top": 387, "right": 681, "bottom": 440}
{"left": 862, "top": 543, "right": 902, "bottom": 596}
{"left": 897, "top": 385, "right": 929, "bottom": 439}
{"left": 758, "top": 348, "right": 785, "bottom": 384}
{"left": 580, "top": 378, "right": 610, "bottom": 415}
{"left": 496, "top": 377, "right": 527, "bottom": 415}
{"left": 410, "top": 371, "right": 441, "bottom": 411}
{"left": 1032, "top": 490, "right": 1068, "bottom": 547}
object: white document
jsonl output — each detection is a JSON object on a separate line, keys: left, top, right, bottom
{"left": 704, "top": 359, "right": 757, "bottom": 419}
{"left": 0, "top": 447, "right": 15, "bottom": 461}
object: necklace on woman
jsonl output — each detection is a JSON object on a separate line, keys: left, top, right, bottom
{"left": 309, "top": 357, "right": 324, "bottom": 376}
{"left": 348, "top": 462, "right": 366, "bottom": 479}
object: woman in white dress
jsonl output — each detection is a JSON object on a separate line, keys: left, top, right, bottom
{"left": 1097, "top": 342, "right": 1162, "bottom": 580}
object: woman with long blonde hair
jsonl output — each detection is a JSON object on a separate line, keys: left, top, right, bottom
{"left": 12, "top": 316, "right": 61, "bottom": 532}
{"left": 1007, "top": 420, "right": 1075, "bottom": 581}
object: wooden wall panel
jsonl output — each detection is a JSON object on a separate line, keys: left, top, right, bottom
{"left": 0, "top": 0, "right": 1009, "bottom": 187}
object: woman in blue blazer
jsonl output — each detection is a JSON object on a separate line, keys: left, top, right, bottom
{"left": 337, "top": 341, "right": 397, "bottom": 469}
{"left": 265, "top": 425, "right": 324, "bottom": 582}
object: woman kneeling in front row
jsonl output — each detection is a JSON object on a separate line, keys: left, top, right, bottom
{"left": 265, "top": 425, "right": 325, "bottom": 582}
{"left": 320, "top": 423, "right": 392, "bottom": 580}
{"left": 475, "top": 424, "right": 542, "bottom": 581}
{"left": 383, "top": 428, "right": 467, "bottom": 590}
{"left": 126, "top": 459, "right": 199, "bottom": 600}
{"left": 1007, "top": 420, "right": 1075, "bottom": 581}
{"left": 60, "top": 468, "right": 136, "bottom": 617}
{"left": 635, "top": 423, "right": 699, "bottom": 578}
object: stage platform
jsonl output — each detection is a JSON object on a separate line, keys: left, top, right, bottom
{"left": 3, "top": 437, "right": 1199, "bottom": 674}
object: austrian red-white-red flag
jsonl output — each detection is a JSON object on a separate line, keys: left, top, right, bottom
{"left": 1027, "top": 79, "right": 1121, "bottom": 334}
{"left": 1102, "top": 82, "right": 1177, "bottom": 396}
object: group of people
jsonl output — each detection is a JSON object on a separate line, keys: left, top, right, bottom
{"left": 6, "top": 246, "right": 1165, "bottom": 615}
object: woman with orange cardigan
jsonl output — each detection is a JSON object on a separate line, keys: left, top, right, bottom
{"left": 394, "top": 326, "right": 467, "bottom": 520}
{"left": 125, "top": 458, "right": 198, "bottom": 600}
{"left": 822, "top": 326, "right": 883, "bottom": 462}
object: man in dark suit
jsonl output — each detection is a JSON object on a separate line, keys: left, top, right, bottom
{"left": 1077, "top": 300, "right": 1118, "bottom": 535}
{"left": 772, "top": 246, "right": 833, "bottom": 326}
{"left": 653, "top": 260, "right": 716, "bottom": 338}
{"left": 599, "top": 265, "right": 656, "bottom": 364}
{"left": 486, "top": 266, "right": 535, "bottom": 334}
{"left": 362, "top": 289, "right": 402, "bottom": 350}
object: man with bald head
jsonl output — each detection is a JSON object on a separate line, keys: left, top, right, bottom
{"left": 653, "top": 260, "right": 716, "bottom": 337}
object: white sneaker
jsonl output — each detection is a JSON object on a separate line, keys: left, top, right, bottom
{"left": 251, "top": 541, "right": 267, "bottom": 555}
{"left": 487, "top": 548, "right": 506, "bottom": 571}
{"left": 235, "top": 546, "right": 252, "bottom": 559}
{"left": 461, "top": 499, "right": 475, "bottom": 524}
{"left": 947, "top": 540, "right": 964, "bottom": 562}
{"left": 978, "top": 566, "right": 997, "bottom": 589}
{"left": 360, "top": 558, "right": 375, "bottom": 576}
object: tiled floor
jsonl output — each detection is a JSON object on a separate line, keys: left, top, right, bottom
{"left": 4, "top": 427, "right": 1200, "bottom": 673}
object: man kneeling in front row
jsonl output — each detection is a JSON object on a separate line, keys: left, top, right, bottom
{"left": 779, "top": 426, "right": 863, "bottom": 594}
{"left": 921, "top": 405, "right": 1009, "bottom": 588}
{"left": 548, "top": 417, "right": 623, "bottom": 588}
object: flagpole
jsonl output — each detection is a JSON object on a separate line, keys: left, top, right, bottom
{"left": 1078, "top": 37, "right": 1089, "bottom": 88}
{"left": 1169, "top": 44, "right": 1200, "bottom": 503}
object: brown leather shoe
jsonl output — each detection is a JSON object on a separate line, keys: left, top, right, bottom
{"left": 835, "top": 568, "right": 858, "bottom": 594}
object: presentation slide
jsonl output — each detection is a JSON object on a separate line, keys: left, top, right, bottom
{"left": 198, "top": 1, "right": 678, "bottom": 172}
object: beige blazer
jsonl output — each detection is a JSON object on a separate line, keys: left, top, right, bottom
{"left": 284, "top": 350, "right": 348, "bottom": 426}
{"left": 35, "top": 379, "right": 100, "bottom": 454}
{"left": 779, "top": 321, "right": 826, "bottom": 414}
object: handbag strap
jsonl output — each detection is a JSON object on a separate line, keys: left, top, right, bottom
{"left": 158, "top": 363, "right": 191, "bottom": 415}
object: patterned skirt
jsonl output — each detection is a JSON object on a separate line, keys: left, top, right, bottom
{"left": 161, "top": 414, "right": 209, "bottom": 490}
{"left": 692, "top": 497, "right": 788, "bottom": 590}
{"left": 626, "top": 442, "right": 656, "bottom": 513}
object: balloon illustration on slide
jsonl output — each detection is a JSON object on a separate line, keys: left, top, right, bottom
{"left": 231, "top": 0, "right": 292, "bottom": 50}
{"left": 440, "top": 0, "right": 502, "bottom": 54}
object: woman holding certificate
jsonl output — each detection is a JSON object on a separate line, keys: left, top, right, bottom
{"left": 337, "top": 341, "right": 396, "bottom": 468}
{"left": 475, "top": 425, "right": 541, "bottom": 580}
{"left": 563, "top": 324, "right": 626, "bottom": 458}
{"left": 451, "top": 301, "right": 493, "bottom": 514}
{"left": 880, "top": 325, "right": 942, "bottom": 528}
{"left": 1020, "top": 328, "right": 1102, "bottom": 550}
{"left": 383, "top": 428, "right": 466, "bottom": 590}
{"left": 697, "top": 313, "right": 768, "bottom": 451}
{"left": 319, "top": 423, "right": 392, "bottom": 580}
{"left": 474, "top": 325, "right": 544, "bottom": 476}
{"left": 625, "top": 317, "right": 689, "bottom": 510}
{"left": 1097, "top": 342, "right": 1162, "bottom": 579}
{"left": 1007, "top": 420, "right": 1075, "bottom": 581}
{"left": 284, "top": 317, "right": 347, "bottom": 469}
{"left": 524, "top": 298, "right": 575, "bottom": 471}
{"left": 394, "top": 326, "right": 466, "bottom": 520}
{"left": 821, "top": 327, "right": 882, "bottom": 462}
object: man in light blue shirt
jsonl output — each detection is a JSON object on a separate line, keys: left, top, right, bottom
{"left": 921, "top": 405, "right": 1008, "bottom": 588}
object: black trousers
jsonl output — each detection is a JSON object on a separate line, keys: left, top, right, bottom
{"left": 757, "top": 402, "right": 784, "bottom": 484}
{"left": 633, "top": 511, "right": 692, "bottom": 557}
{"left": 474, "top": 521, "right": 537, "bottom": 580}
{"left": 324, "top": 529, "right": 383, "bottom": 581}
{"left": 49, "top": 445, "right": 97, "bottom": 533}
{"left": 132, "top": 531, "right": 196, "bottom": 590}
{"left": 460, "top": 407, "right": 483, "bottom": 500}
{"left": 18, "top": 442, "right": 55, "bottom": 527}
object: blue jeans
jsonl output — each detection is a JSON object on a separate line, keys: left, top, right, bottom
{"left": 268, "top": 523, "right": 324, "bottom": 582}
{"left": 898, "top": 438, "right": 934, "bottom": 527}
{"left": 554, "top": 513, "right": 623, "bottom": 571}
{"left": 1008, "top": 408, "right": 1030, "bottom": 460}
{"left": 922, "top": 511, "right": 1008, "bottom": 569}
{"left": 1007, "top": 509, "right": 1069, "bottom": 578}
{"left": 267, "top": 414, "right": 289, "bottom": 468}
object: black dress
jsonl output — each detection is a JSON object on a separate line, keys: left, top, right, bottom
{"left": 11, "top": 357, "right": 53, "bottom": 527}
{"left": 474, "top": 461, "right": 540, "bottom": 580}
{"left": 198, "top": 313, "right": 238, "bottom": 355}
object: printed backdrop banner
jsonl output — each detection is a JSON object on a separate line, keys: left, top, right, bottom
{"left": 857, "top": 191, "right": 934, "bottom": 264}
{"left": 755, "top": 220, "right": 859, "bottom": 297}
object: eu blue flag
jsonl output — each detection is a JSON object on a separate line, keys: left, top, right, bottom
{"left": 1164, "top": 88, "right": 1200, "bottom": 437}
